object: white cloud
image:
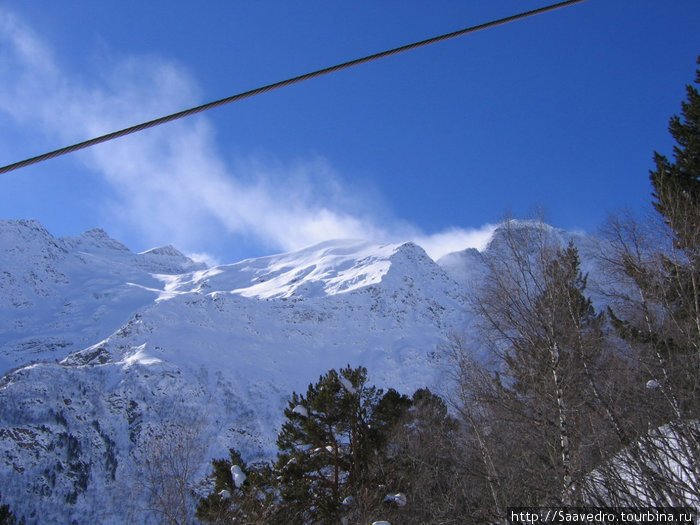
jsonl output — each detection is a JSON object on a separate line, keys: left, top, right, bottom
{"left": 0, "top": 9, "right": 494, "bottom": 262}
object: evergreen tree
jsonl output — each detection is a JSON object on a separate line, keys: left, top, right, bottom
{"left": 610, "top": 57, "right": 700, "bottom": 420}
{"left": 503, "top": 243, "right": 608, "bottom": 504}
{"left": 650, "top": 57, "right": 700, "bottom": 253}
{"left": 367, "top": 388, "right": 468, "bottom": 524}
{"left": 197, "top": 367, "right": 469, "bottom": 523}
{"left": 274, "top": 365, "right": 381, "bottom": 524}
{"left": 196, "top": 448, "right": 277, "bottom": 524}
{"left": 0, "top": 506, "right": 19, "bottom": 525}
{"left": 367, "top": 387, "right": 413, "bottom": 450}
{"left": 649, "top": 57, "right": 700, "bottom": 414}
{"left": 462, "top": 223, "right": 615, "bottom": 512}
{"left": 596, "top": 57, "right": 700, "bottom": 506}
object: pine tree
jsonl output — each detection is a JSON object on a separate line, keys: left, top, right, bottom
{"left": 504, "top": 243, "right": 607, "bottom": 504}
{"left": 593, "top": 57, "right": 700, "bottom": 507}
{"left": 608, "top": 58, "right": 700, "bottom": 420}
{"left": 367, "top": 387, "right": 413, "bottom": 450}
{"left": 650, "top": 57, "right": 700, "bottom": 253}
{"left": 196, "top": 448, "right": 277, "bottom": 524}
{"left": 197, "top": 367, "right": 432, "bottom": 524}
{"left": 0, "top": 506, "right": 20, "bottom": 525}
{"left": 370, "top": 388, "right": 467, "bottom": 524}
{"left": 274, "top": 365, "right": 381, "bottom": 524}
{"left": 649, "top": 57, "right": 700, "bottom": 415}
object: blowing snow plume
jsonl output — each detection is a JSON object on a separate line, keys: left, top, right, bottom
{"left": 0, "top": 8, "right": 493, "bottom": 261}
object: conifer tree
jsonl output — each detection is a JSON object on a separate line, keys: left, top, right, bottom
{"left": 608, "top": 58, "right": 700, "bottom": 420}
{"left": 597, "top": 57, "right": 700, "bottom": 506}
{"left": 197, "top": 366, "right": 482, "bottom": 523}
{"left": 0, "top": 502, "right": 21, "bottom": 525}
{"left": 367, "top": 388, "right": 468, "bottom": 524}
{"left": 274, "top": 365, "right": 381, "bottom": 524}
{"left": 196, "top": 448, "right": 276, "bottom": 524}
{"left": 0, "top": 493, "right": 22, "bottom": 525}
{"left": 648, "top": 57, "right": 700, "bottom": 414}
{"left": 650, "top": 57, "right": 700, "bottom": 253}
{"left": 504, "top": 242, "right": 608, "bottom": 504}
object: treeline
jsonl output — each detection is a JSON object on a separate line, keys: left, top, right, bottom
{"left": 190, "top": 59, "right": 700, "bottom": 524}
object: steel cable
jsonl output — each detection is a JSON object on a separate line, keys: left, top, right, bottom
{"left": 0, "top": 0, "right": 588, "bottom": 175}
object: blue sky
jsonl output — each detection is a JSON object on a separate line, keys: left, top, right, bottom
{"left": 1, "top": 1, "right": 698, "bottom": 264}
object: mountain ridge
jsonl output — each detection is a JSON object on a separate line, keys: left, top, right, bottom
{"left": 0, "top": 218, "right": 591, "bottom": 523}
{"left": 0, "top": 219, "right": 480, "bottom": 523}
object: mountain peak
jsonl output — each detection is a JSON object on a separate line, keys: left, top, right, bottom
{"left": 138, "top": 244, "right": 207, "bottom": 272}
{"left": 0, "top": 218, "right": 47, "bottom": 231}
{"left": 0, "top": 218, "right": 67, "bottom": 262}
{"left": 62, "top": 227, "right": 131, "bottom": 253}
{"left": 140, "top": 244, "right": 185, "bottom": 258}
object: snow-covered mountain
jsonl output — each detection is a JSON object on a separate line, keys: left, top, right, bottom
{"left": 0, "top": 218, "right": 587, "bottom": 523}
{"left": 0, "top": 220, "right": 206, "bottom": 375}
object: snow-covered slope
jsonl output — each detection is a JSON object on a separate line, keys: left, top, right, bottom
{"left": 0, "top": 220, "right": 474, "bottom": 524}
{"left": 437, "top": 220, "right": 604, "bottom": 298}
{"left": 0, "top": 219, "right": 205, "bottom": 375}
{"left": 0, "top": 218, "right": 608, "bottom": 523}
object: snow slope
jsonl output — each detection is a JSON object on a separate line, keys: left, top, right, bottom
{"left": 0, "top": 220, "right": 474, "bottom": 524}
{"left": 0, "top": 218, "right": 610, "bottom": 523}
{"left": 0, "top": 219, "right": 205, "bottom": 375}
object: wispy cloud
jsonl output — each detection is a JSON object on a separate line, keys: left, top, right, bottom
{"left": 0, "top": 9, "right": 493, "bottom": 261}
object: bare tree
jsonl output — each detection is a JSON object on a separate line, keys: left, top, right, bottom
{"left": 591, "top": 212, "right": 700, "bottom": 507}
{"left": 132, "top": 416, "right": 208, "bottom": 525}
{"left": 450, "top": 218, "right": 622, "bottom": 515}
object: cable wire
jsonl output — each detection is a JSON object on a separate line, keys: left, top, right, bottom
{"left": 0, "top": 0, "right": 588, "bottom": 175}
